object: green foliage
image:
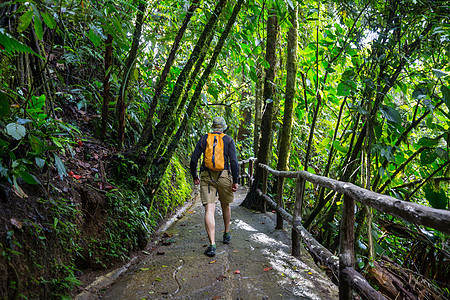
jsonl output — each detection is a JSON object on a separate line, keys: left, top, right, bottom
{"left": 424, "top": 184, "right": 448, "bottom": 210}
{"left": 0, "top": 28, "right": 42, "bottom": 58}
{"left": 152, "top": 156, "right": 191, "bottom": 218}
{"left": 0, "top": 93, "right": 81, "bottom": 192}
{"left": 94, "top": 188, "right": 150, "bottom": 266}
{"left": 1, "top": 197, "right": 82, "bottom": 298}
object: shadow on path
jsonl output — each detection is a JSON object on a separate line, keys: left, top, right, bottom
{"left": 100, "top": 188, "right": 338, "bottom": 299}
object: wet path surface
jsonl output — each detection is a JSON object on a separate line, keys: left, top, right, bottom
{"left": 100, "top": 188, "right": 339, "bottom": 299}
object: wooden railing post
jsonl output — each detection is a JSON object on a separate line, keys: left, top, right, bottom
{"left": 339, "top": 193, "right": 355, "bottom": 300}
{"left": 262, "top": 166, "right": 268, "bottom": 212}
{"left": 292, "top": 175, "right": 304, "bottom": 257}
{"left": 240, "top": 161, "right": 246, "bottom": 186}
{"left": 276, "top": 176, "right": 285, "bottom": 229}
{"left": 248, "top": 158, "right": 253, "bottom": 187}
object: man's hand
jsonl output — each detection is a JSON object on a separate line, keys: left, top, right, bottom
{"left": 232, "top": 183, "right": 239, "bottom": 192}
{"left": 194, "top": 178, "right": 200, "bottom": 185}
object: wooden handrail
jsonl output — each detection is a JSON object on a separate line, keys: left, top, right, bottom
{"left": 237, "top": 159, "right": 450, "bottom": 300}
{"left": 257, "top": 162, "right": 450, "bottom": 234}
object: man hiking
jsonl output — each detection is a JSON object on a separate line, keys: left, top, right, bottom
{"left": 190, "top": 117, "right": 239, "bottom": 257}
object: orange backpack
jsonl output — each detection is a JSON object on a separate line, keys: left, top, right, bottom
{"left": 204, "top": 133, "right": 225, "bottom": 171}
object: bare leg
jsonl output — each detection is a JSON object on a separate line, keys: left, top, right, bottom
{"left": 220, "top": 202, "right": 231, "bottom": 233}
{"left": 204, "top": 203, "right": 216, "bottom": 245}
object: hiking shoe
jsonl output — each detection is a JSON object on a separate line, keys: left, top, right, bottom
{"left": 223, "top": 233, "right": 231, "bottom": 244}
{"left": 204, "top": 245, "right": 216, "bottom": 257}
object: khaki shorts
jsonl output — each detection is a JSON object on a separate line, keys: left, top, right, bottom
{"left": 200, "top": 170, "right": 234, "bottom": 205}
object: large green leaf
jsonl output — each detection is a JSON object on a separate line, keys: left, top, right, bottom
{"left": 41, "top": 12, "right": 56, "bottom": 29}
{"left": 30, "top": 94, "right": 45, "bottom": 110}
{"left": 420, "top": 148, "right": 437, "bottom": 165}
{"left": 88, "top": 28, "right": 101, "bottom": 47}
{"left": 29, "top": 135, "right": 44, "bottom": 153}
{"left": 337, "top": 82, "right": 352, "bottom": 96}
{"left": 441, "top": 85, "right": 450, "bottom": 111}
{"left": 0, "top": 29, "right": 42, "bottom": 58}
{"left": 332, "top": 140, "right": 348, "bottom": 153}
{"left": 6, "top": 123, "right": 27, "bottom": 140}
{"left": 19, "top": 171, "right": 38, "bottom": 185}
{"left": 33, "top": 13, "right": 43, "bottom": 41}
{"left": 424, "top": 184, "right": 448, "bottom": 209}
{"left": 18, "top": 10, "right": 34, "bottom": 32}
{"left": 53, "top": 154, "right": 67, "bottom": 179}
{"left": 417, "top": 137, "right": 439, "bottom": 147}
{"left": 380, "top": 105, "right": 402, "bottom": 125}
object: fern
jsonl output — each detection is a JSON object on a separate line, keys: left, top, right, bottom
{"left": 0, "top": 28, "right": 43, "bottom": 59}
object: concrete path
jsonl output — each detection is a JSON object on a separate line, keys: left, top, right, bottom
{"left": 100, "top": 188, "right": 339, "bottom": 299}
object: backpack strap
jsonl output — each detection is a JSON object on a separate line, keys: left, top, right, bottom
{"left": 207, "top": 169, "right": 222, "bottom": 184}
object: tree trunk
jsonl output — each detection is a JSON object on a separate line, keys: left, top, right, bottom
{"left": 116, "top": 0, "right": 147, "bottom": 150}
{"left": 142, "top": 0, "right": 244, "bottom": 199}
{"left": 101, "top": 33, "right": 113, "bottom": 140}
{"left": 253, "top": 64, "right": 263, "bottom": 157}
{"left": 241, "top": 4, "right": 278, "bottom": 211}
{"left": 139, "top": 0, "right": 227, "bottom": 168}
{"left": 275, "top": 3, "right": 297, "bottom": 229}
{"left": 136, "top": 0, "right": 200, "bottom": 150}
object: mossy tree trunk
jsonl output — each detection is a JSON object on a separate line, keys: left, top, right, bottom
{"left": 116, "top": 0, "right": 147, "bottom": 150}
{"left": 135, "top": 0, "right": 200, "bottom": 151}
{"left": 253, "top": 65, "right": 263, "bottom": 157}
{"left": 100, "top": 34, "right": 113, "bottom": 140}
{"left": 136, "top": 0, "right": 228, "bottom": 170}
{"left": 143, "top": 0, "right": 244, "bottom": 201}
{"left": 275, "top": 4, "right": 297, "bottom": 229}
{"left": 241, "top": 4, "right": 278, "bottom": 211}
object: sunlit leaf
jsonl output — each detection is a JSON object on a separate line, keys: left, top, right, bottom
{"left": 433, "top": 69, "right": 447, "bottom": 78}
{"left": 332, "top": 140, "right": 348, "bottom": 153}
{"left": 201, "top": 93, "right": 208, "bottom": 105}
{"left": 31, "top": 94, "right": 45, "bottom": 110}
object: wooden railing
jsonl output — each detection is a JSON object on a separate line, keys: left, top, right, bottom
{"left": 238, "top": 158, "right": 450, "bottom": 300}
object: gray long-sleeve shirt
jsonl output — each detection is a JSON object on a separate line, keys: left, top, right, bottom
{"left": 190, "top": 132, "right": 239, "bottom": 183}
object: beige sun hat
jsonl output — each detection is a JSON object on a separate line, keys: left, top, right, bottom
{"left": 212, "top": 116, "right": 227, "bottom": 131}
